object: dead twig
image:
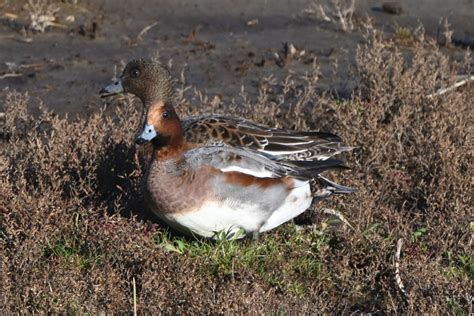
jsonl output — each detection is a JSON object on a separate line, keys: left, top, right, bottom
{"left": 132, "top": 277, "right": 138, "bottom": 316}
{"left": 18, "top": 62, "right": 49, "bottom": 70}
{"left": 137, "top": 21, "right": 158, "bottom": 41}
{"left": 335, "top": 0, "right": 355, "bottom": 32}
{"left": 303, "top": 0, "right": 355, "bottom": 32}
{"left": 395, "top": 238, "right": 409, "bottom": 299}
{"left": 436, "top": 17, "right": 453, "bottom": 46}
{"left": 427, "top": 75, "right": 474, "bottom": 98}
{"left": 182, "top": 24, "right": 203, "bottom": 43}
{"left": 317, "top": 4, "right": 332, "bottom": 22}
{"left": 0, "top": 35, "right": 33, "bottom": 43}
{"left": 321, "top": 208, "right": 354, "bottom": 230}
{"left": 2, "top": 12, "right": 19, "bottom": 19}
{"left": 0, "top": 73, "right": 22, "bottom": 80}
{"left": 27, "top": 0, "right": 60, "bottom": 33}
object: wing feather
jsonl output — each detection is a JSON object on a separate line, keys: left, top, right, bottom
{"left": 182, "top": 114, "right": 351, "bottom": 160}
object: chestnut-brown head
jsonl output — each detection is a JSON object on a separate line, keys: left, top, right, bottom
{"left": 100, "top": 59, "right": 176, "bottom": 107}
{"left": 135, "top": 101, "right": 183, "bottom": 148}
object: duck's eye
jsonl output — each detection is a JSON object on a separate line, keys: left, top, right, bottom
{"left": 162, "top": 111, "right": 170, "bottom": 119}
{"left": 131, "top": 68, "right": 140, "bottom": 78}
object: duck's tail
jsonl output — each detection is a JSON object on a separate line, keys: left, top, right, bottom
{"left": 315, "top": 175, "right": 356, "bottom": 194}
{"left": 281, "top": 157, "right": 356, "bottom": 199}
{"left": 284, "top": 158, "right": 349, "bottom": 179}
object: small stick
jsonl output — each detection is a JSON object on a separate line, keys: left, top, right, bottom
{"left": 0, "top": 73, "right": 22, "bottom": 79}
{"left": 18, "top": 63, "right": 48, "bottom": 69}
{"left": 318, "top": 5, "right": 332, "bottom": 22}
{"left": 321, "top": 208, "right": 354, "bottom": 230}
{"left": 132, "top": 277, "right": 137, "bottom": 316}
{"left": 395, "top": 238, "right": 408, "bottom": 299}
{"left": 137, "top": 21, "right": 158, "bottom": 41}
{"left": 427, "top": 75, "right": 474, "bottom": 98}
{"left": 2, "top": 12, "right": 19, "bottom": 19}
{"left": 0, "top": 35, "right": 33, "bottom": 43}
{"left": 48, "top": 22, "right": 68, "bottom": 29}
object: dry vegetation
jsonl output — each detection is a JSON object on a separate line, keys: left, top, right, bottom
{"left": 303, "top": 0, "right": 356, "bottom": 32}
{"left": 1, "top": 29, "right": 473, "bottom": 313}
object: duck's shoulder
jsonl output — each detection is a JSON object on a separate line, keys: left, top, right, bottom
{"left": 182, "top": 114, "right": 272, "bottom": 146}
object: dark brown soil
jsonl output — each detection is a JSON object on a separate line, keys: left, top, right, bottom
{"left": 1, "top": 0, "right": 472, "bottom": 115}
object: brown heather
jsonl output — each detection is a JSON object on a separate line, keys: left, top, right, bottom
{"left": 1, "top": 35, "right": 472, "bottom": 313}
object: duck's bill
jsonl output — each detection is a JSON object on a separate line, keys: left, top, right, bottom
{"left": 99, "top": 80, "right": 124, "bottom": 97}
{"left": 135, "top": 124, "right": 157, "bottom": 145}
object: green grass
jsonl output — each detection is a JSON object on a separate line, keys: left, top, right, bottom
{"left": 447, "top": 298, "right": 468, "bottom": 316}
{"left": 43, "top": 237, "right": 102, "bottom": 270}
{"left": 395, "top": 27, "right": 412, "bottom": 40}
{"left": 412, "top": 227, "right": 428, "bottom": 242}
{"left": 152, "top": 223, "right": 332, "bottom": 294}
{"left": 444, "top": 251, "right": 474, "bottom": 280}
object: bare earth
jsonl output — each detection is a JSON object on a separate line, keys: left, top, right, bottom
{"left": 1, "top": 0, "right": 472, "bottom": 115}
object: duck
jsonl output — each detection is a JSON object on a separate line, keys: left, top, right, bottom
{"left": 100, "top": 59, "right": 353, "bottom": 161}
{"left": 135, "top": 100, "right": 352, "bottom": 239}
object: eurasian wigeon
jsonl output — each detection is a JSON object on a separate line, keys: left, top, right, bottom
{"left": 135, "top": 101, "right": 353, "bottom": 239}
{"left": 100, "top": 59, "right": 353, "bottom": 161}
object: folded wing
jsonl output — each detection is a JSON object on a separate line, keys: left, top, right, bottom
{"left": 182, "top": 115, "right": 354, "bottom": 161}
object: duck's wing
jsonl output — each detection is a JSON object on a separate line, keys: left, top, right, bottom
{"left": 182, "top": 115, "right": 353, "bottom": 161}
{"left": 184, "top": 145, "right": 347, "bottom": 181}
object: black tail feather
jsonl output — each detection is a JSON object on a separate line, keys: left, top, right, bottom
{"left": 316, "top": 175, "right": 356, "bottom": 194}
{"left": 285, "top": 158, "right": 349, "bottom": 178}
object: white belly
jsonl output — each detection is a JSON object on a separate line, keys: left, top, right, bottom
{"left": 164, "top": 201, "right": 265, "bottom": 238}
{"left": 161, "top": 181, "right": 312, "bottom": 239}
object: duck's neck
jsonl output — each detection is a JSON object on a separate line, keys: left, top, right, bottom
{"left": 153, "top": 140, "right": 185, "bottom": 161}
{"left": 142, "top": 89, "right": 176, "bottom": 109}
{"left": 151, "top": 115, "right": 186, "bottom": 162}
